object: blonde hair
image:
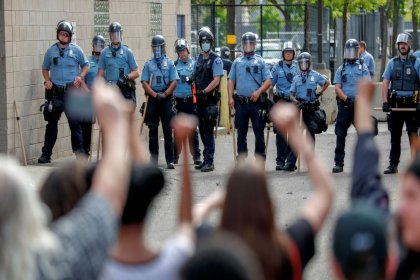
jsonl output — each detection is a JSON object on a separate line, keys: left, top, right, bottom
{"left": 0, "top": 156, "right": 59, "bottom": 280}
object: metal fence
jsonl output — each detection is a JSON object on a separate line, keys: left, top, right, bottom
{"left": 191, "top": 3, "right": 331, "bottom": 67}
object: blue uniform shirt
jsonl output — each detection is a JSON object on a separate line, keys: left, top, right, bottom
{"left": 413, "top": 50, "right": 420, "bottom": 59}
{"left": 174, "top": 57, "right": 195, "bottom": 98}
{"left": 382, "top": 55, "right": 420, "bottom": 96}
{"left": 360, "top": 50, "right": 375, "bottom": 76}
{"left": 85, "top": 55, "right": 99, "bottom": 88}
{"left": 42, "top": 43, "right": 89, "bottom": 86}
{"left": 291, "top": 70, "right": 328, "bottom": 102}
{"left": 141, "top": 57, "right": 179, "bottom": 92}
{"left": 334, "top": 61, "right": 370, "bottom": 99}
{"left": 98, "top": 45, "right": 138, "bottom": 84}
{"left": 228, "top": 53, "right": 272, "bottom": 97}
{"left": 271, "top": 60, "right": 298, "bottom": 97}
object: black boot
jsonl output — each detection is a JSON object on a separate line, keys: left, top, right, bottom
{"left": 38, "top": 148, "right": 51, "bottom": 164}
{"left": 384, "top": 165, "right": 398, "bottom": 174}
{"left": 332, "top": 165, "right": 343, "bottom": 173}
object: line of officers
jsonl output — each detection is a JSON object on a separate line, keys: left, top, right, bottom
{"left": 38, "top": 20, "right": 420, "bottom": 175}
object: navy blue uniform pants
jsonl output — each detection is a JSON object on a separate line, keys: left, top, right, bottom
{"left": 334, "top": 103, "right": 355, "bottom": 166}
{"left": 145, "top": 97, "right": 175, "bottom": 164}
{"left": 234, "top": 100, "right": 266, "bottom": 159}
{"left": 173, "top": 99, "right": 201, "bottom": 160}
{"left": 388, "top": 110, "right": 418, "bottom": 166}
{"left": 197, "top": 102, "right": 217, "bottom": 165}
{"left": 273, "top": 98, "right": 295, "bottom": 164}
{"left": 287, "top": 109, "right": 315, "bottom": 166}
{"left": 42, "top": 110, "right": 63, "bottom": 156}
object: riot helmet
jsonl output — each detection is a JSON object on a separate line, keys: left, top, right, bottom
{"left": 92, "top": 35, "right": 106, "bottom": 56}
{"left": 344, "top": 39, "right": 359, "bottom": 62}
{"left": 152, "top": 35, "right": 166, "bottom": 60}
{"left": 242, "top": 32, "right": 257, "bottom": 54}
{"left": 297, "top": 52, "right": 311, "bottom": 71}
{"left": 396, "top": 32, "right": 412, "bottom": 55}
{"left": 56, "top": 20, "right": 73, "bottom": 44}
{"left": 282, "top": 41, "right": 295, "bottom": 61}
{"left": 220, "top": 47, "right": 230, "bottom": 59}
{"left": 108, "top": 22, "right": 123, "bottom": 44}
{"left": 174, "top": 38, "right": 189, "bottom": 54}
{"left": 198, "top": 26, "right": 214, "bottom": 53}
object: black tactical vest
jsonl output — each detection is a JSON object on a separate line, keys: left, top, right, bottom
{"left": 391, "top": 55, "right": 419, "bottom": 92}
{"left": 195, "top": 52, "right": 218, "bottom": 91}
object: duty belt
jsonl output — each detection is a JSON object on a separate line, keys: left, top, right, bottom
{"left": 234, "top": 95, "right": 261, "bottom": 105}
{"left": 175, "top": 96, "right": 193, "bottom": 103}
{"left": 274, "top": 93, "right": 290, "bottom": 102}
{"left": 396, "top": 96, "right": 414, "bottom": 105}
{"left": 299, "top": 100, "right": 320, "bottom": 110}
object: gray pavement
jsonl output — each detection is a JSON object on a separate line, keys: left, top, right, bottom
{"left": 25, "top": 122, "right": 406, "bottom": 279}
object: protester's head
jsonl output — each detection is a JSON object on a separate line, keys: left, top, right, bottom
{"left": 333, "top": 200, "right": 389, "bottom": 280}
{"left": 0, "top": 156, "right": 57, "bottom": 280}
{"left": 181, "top": 232, "right": 263, "bottom": 280}
{"left": 220, "top": 161, "right": 288, "bottom": 279}
{"left": 399, "top": 153, "right": 420, "bottom": 251}
{"left": 40, "top": 161, "right": 91, "bottom": 221}
{"left": 121, "top": 164, "right": 165, "bottom": 225}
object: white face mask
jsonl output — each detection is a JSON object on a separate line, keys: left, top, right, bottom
{"left": 201, "top": 42, "right": 211, "bottom": 52}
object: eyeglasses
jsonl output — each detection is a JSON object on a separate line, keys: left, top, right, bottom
{"left": 201, "top": 39, "right": 211, "bottom": 44}
{"left": 58, "top": 31, "right": 70, "bottom": 38}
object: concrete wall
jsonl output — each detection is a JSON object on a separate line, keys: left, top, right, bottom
{"left": 1, "top": 0, "right": 191, "bottom": 163}
{"left": 320, "top": 82, "right": 386, "bottom": 125}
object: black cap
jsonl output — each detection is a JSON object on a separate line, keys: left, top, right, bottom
{"left": 333, "top": 200, "right": 388, "bottom": 278}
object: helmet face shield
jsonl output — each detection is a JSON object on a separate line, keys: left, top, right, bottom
{"left": 242, "top": 40, "right": 255, "bottom": 53}
{"left": 109, "top": 31, "right": 122, "bottom": 44}
{"left": 153, "top": 45, "right": 164, "bottom": 59}
{"left": 344, "top": 47, "right": 359, "bottom": 60}
{"left": 299, "top": 59, "right": 310, "bottom": 71}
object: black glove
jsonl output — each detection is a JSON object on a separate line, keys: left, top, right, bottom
{"left": 197, "top": 90, "right": 206, "bottom": 101}
{"left": 344, "top": 98, "right": 353, "bottom": 107}
{"left": 382, "top": 102, "right": 390, "bottom": 113}
{"left": 155, "top": 92, "right": 166, "bottom": 102}
{"left": 296, "top": 102, "right": 304, "bottom": 110}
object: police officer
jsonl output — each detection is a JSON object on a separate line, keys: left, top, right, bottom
{"left": 228, "top": 32, "right": 272, "bottom": 161}
{"left": 359, "top": 41, "right": 375, "bottom": 79}
{"left": 220, "top": 46, "right": 232, "bottom": 75}
{"left": 76, "top": 35, "right": 106, "bottom": 157}
{"left": 172, "top": 38, "right": 202, "bottom": 166}
{"left": 193, "top": 27, "right": 224, "bottom": 172}
{"left": 38, "top": 20, "right": 90, "bottom": 163}
{"left": 382, "top": 32, "right": 420, "bottom": 174}
{"left": 271, "top": 41, "right": 299, "bottom": 170}
{"left": 141, "top": 35, "right": 178, "bottom": 169}
{"left": 98, "top": 22, "right": 139, "bottom": 104}
{"left": 288, "top": 52, "right": 330, "bottom": 171}
{"left": 332, "top": 39, "right": 370, "bottom": 173}
{"left": 413, "top": 49, "right": 420, "bottom": 59}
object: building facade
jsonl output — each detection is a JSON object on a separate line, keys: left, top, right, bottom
{"left": 0, "top": 0, "right": 191, "bottom": 163}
